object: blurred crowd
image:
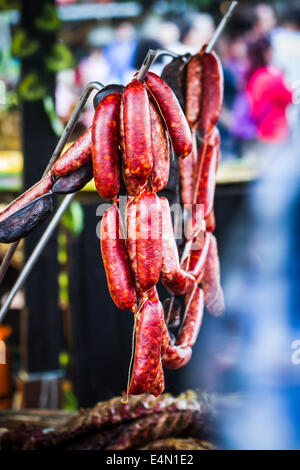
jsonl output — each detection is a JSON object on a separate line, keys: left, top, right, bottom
{"left": 56, "top": 2, "right": 300, "bottom": 163}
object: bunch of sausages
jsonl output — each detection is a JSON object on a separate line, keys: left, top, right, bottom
{"left": 0, "top": 45, "right": 225, "bottom": 397}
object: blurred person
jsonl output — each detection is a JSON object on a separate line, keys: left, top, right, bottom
{"left": 252, "top": 3, "right": 277, "bottom": 38}
{"left": 271, "top": 7, "right": 300, "bottom": 142}
{"left": 102, "top": 22, "right": 137, "bottom": 83}
{"left": 246, "top": 36, "right": 292, "bottom": 144}
{"left": 179, "top": 13, "right": 215, "bottom": 54}
{"left": 272, "top": 7, "right": 300, "bottom": 86}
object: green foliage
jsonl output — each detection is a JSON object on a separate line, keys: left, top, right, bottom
{"left": 19, "top": 72, "right": 47, "bottom": 101}
{"left": 12, "top": 28, "right": 39, "bottom": 58}
{"left": 43, "top": 95, "right": 64, "bottom": 136}
{"left": 35, "top": 3, "right": 61, "bottom": 32}
{"left": 0, "top": 0, "right": 20, "bottom": 10}
{"left": 61, "top": 200, "right": 84, "bottom": 236}
{"left": 45, "top": 43, "right": 75, "bottom": 73}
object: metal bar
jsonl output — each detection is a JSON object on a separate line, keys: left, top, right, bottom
{"left": 206, "top": 1, "right": 238, "bottom": 53}
{"left": 0, "top": 81, "right": 103, "bottom": 286}
{"left": 0, "top": 193, "right": 74, "bottom": 323}
{"left": 136, "top": 49, "right": 158, "bottom": 82}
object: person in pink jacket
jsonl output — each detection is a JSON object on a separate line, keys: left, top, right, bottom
{"left": 246, "top": 36, "right": 293, "bottom": 143}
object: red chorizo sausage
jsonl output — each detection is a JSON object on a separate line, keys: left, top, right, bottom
{"left": 201, "top": 235, "right": 225, "bottom": 317}
{"left": 205, "top": 210, "right": 216, "bottom": 233}
{"left": 120, "top": 102, "right": 147, "bottom": 196}
{"left": 51, "top": 127, "right": 92, "bottom": 177}
{"left": 196, "top": 144, "right": 218, "bottom": 218}
{"left": 122, "top": 79, "right": 153, "bottom": 180}
{"left": 198, "top": 50, "right": 224, "bottom": 138}
{"left": 144, "top": 72, "right": 192, "bottom": 158}
{"left": 162, "top": 345, "right": 192, "bottom": 370}
{"left": 92, "top": 92, "right": 121, "bottom": 200}
{"left": 125, "top": 198, "right": 144, "bottom": 300}
{"left": 149, "top": 100, "right": 169, "bottom": 193}
{"left": 100, "top": 205, "right": 137, "bottom": 311}
{"left": 179, "top": 129, "right": 198, "bottom": 207}
{"left": 182, "top": 232, "right": 211, "bottom": 283}
{"left": 0, "top": 172, "right": 54, "bottom": 223}
{"left": 185, "top": 53, "right": 203, "bottom": 129}
{"left": 176, "top": 287, "right": 204, "bottom": 347}
{"left": 135, "top": 191, "right": 162, "bottom": 291}
{"left": 160, "top": 197, "right": 195, "bottom": 295}
{"left": 129, "top": 296, "right": 165, "bottom": 395}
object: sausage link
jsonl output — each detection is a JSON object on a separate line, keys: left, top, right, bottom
{"left": 51, "top": 127, "right": 92, "bottom": 177}
{"left": 205, "top": 210, "right": 216, "bottom": 233}
{"left": 144, "top": 72, "right": 192, "bottom": 158}
{"left": 100, "top": 205, "right": 137, "bottom": 311}
{"left": 149, "top": 100, "right": 169, "bottom": 193}
{"left": 179, "top": 129, "right": 197, "bottom": 206}
{"left": 176, "top": 287, "right": 204, "bottom": 347}
{"left": 201, "top": 235, "right": 225, "bottom": 317}
{"left": 196, "top": 144, "right": 218, "bottom": 218}
{"left": 161, "top": 56, "right": 187, "bottom": 110}
{"left": 120, "top": 103, "right": 146, "bottom": 196}
{"left": 129, "top": 296, "right": 165, "bottom": 395}
{"left": 136, "top": 191, "right": 162, "bottom": 291}
{"left": 122, "top": 79, "right": 153, "bottom": 180}
{"left": 92, "top": 93, "right": 121, "bottom": 199}
{"left": 126, "top": 199, "right": 144, "bottom": 300}
{"left": 0, "top": 172, "right": 54, "bottom": 223}
{"left": 182, "top": 232, "right": 211, "bottom": 283}
{"left": 197, "top": 51, "right": 224, "bottom": 138}
{"left": 160, "top": 197, "right": 194, "bottom": 295}
{"left": 162, "top": 345, "right": 192, "bottom": 370}
{"left": 185, "top": 53, "right": 203, "bottom": 129}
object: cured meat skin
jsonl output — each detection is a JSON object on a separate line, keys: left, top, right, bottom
{"left": 202, "top": 235, "right": 225, "bottom": 317}
{"left": 52, "top": 161, "right": 93, "bottom": 194}
{"left": 135, "top": 191, "right": 162, "bottom": 292}
{"left": 122, "top": 79, "right": 153, "bottom": 180}
{"left": 92, "top": 92, "right": 122, "bottom": 200}
{"left": 0, "top": 194, "right": 53, "bottom": 243}
{"left": 100, "top": 205, "right": 137, "bottom": 311}
{"left": 177, "top": 287, "right": 204, "bottom": 347}
{"left": 160, "top": 197, "right": 195, "bottom": 295}
{"left": 129, "top": 296, "right": 165, "bottom": 395}
{"left": 144, "top": 72, "right": 192, "bottom": 158}
{"left": 149, "top": 100, "right": 169, "bottom": 193}
{"left": 52, "top": 127, "right": 92, "bottom": 177}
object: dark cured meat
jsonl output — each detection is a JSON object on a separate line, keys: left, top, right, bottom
{"left": 0, "top": 194, "right": 53, "bottom": 243}
{"left": 0, "top": 173, "right": 54, "bottom": 223}
{"left": 161, "top": 56, "right": 188, "bottom": 111}
{"left": 52, "top": 161, "right": 93, "bottom": 194}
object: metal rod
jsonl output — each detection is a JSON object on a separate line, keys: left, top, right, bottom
{"left": 206, "top": 1, "right": 238, "bottom": 53}
{"left": 0, "top": 81, "right": 103, "bottom": 286}
{"left": 0, "top": 193, "right": 74, "bottom": 323}
{"left": 136, "top": 49, "right": 158, "bottom": 82}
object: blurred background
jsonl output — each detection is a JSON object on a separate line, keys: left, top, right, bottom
{"left": 0, "top": 0, "right": 300, "bottom": 450}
